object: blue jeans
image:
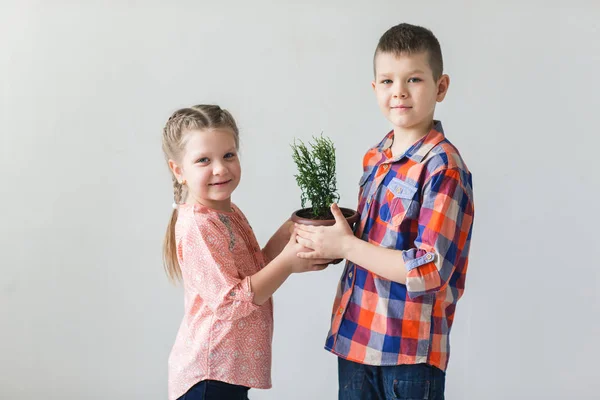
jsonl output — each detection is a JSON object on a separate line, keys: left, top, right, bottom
{"left": 338, "top": 357, "right": 445, "bottom": 400}
{"left": 176, "top": 380, "right": 250, "bottom": 400}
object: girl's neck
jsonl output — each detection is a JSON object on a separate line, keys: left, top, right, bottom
{"left": 185, "top": 196, "right": 233, "bottom": 214}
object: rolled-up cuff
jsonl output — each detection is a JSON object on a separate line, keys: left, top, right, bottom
{"left": 403, "top": 248, "right": 436, "bottom": 271}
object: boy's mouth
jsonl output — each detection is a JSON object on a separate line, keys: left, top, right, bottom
{"left": 209, "top": 179, "right": 232, "bottom": 186}
{"left": 391, "top": 105, "right": 412, "bottom": 113}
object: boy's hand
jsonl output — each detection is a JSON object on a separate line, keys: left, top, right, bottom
{"left": 295, "top": 203, "right": 354, "bottom": 260}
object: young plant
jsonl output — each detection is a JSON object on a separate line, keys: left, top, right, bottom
{"left": 291, "top": 134, "right": 340, "bottom": 219}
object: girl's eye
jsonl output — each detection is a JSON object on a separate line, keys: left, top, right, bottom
{"left": 381, "top": 79, "right": 392, "bottom": 84}
{"left": 224, "top": 152, "right": 236, "bottom": 159}
{"left": 196, "top": 157, "right": 209, "bottom": 164}
{"left": 408, "top": 77, "right": 422, "bottom": 83}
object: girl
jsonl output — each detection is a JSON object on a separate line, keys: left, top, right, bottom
{"left": 162, "top": 104, "right": 329, "bottom": 400}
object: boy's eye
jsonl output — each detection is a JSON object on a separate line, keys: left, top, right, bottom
{"left": 196, "top": 157, "right": 209, "bottom": 164}
{"left": 380, "top": 79, "right": 393, "bottom": 84}
{"left": 224, "top": 152, "right": 236, "bottom": 159}
{"left": 408, "top": 77, "right": 422, "bottom": 83}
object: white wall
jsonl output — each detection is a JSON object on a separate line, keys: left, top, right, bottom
{"left": 1, "top": 0, "right": 598, "bottom": 399}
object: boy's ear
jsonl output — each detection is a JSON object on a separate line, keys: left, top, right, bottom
{"left": 168, "top": 159, "right": 184, "bottom": 183}
{"left": 436, "top": 74, "right": 450, "bottom": 102}
{"left": 371, "top": 80, "right": 376, "bottom": 91}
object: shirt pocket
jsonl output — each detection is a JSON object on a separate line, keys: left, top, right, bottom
{"left": 387, "top": 177, "right": 418, "bottom": 227}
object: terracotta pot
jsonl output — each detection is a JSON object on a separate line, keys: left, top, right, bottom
{"left": 291, "top": 207, "right": 359, "bottom": 264}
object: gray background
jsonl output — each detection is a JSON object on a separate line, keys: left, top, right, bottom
{"left": 1, "top": 0, "right": 599, "bottom": 399}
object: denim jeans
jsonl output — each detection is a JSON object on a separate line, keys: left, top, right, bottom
{"left": 338, "top": 357, "right": 445, "bottom": 400}
{"left": 176, "top": 380, "right": 250, "bottom": 400}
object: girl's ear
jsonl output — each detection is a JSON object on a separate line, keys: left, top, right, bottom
{"left": 168, "top": 159, "right": 184, "bottom": 183}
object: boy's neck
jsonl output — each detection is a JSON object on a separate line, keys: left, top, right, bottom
{"left": 390, "top": 120, "right": 434, "bottom": 158}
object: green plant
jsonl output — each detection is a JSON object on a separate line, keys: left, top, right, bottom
{"left": 291, "top": 134, "right": 340, "bottom": 219}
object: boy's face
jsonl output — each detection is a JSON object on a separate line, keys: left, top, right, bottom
{"left": 372, "top": 51, "right": 449, "bottom": 134}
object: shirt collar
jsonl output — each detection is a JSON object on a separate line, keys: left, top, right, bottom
{"left": 377, "top": 120, "right": 446, "bottom": 164}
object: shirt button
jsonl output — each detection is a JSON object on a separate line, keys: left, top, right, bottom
{"left": 348, "top": 271, "right": 353, "bottom": 279}
{"left": 338, "top": 307, "right": 344, "bottom": 315}
{"left": 426, "top": 253, "right": 434, "bottom": 262}
{"left": 382, "top": 164, "right": 389, "bottom": 170}
{"left": 229, "top": 290, "right": 236, "bottom": 297}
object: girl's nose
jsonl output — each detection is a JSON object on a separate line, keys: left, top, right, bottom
{"left": 213, "top": 162, "right": 227, "bottom": 175}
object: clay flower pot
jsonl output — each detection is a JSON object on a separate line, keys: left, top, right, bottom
{"left": 291, "top": 206, "right": 359, "bottom": 264}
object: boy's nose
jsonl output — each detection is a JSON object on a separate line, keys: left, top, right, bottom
{"left": 393, "top": 83, "right": 408, "bottom": 98}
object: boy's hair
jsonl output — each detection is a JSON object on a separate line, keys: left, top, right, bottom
{"left": 374, "top": 23, "right": 444, "bottom": 80}
{"left": 161, "top": 104, "right": 239, "bottom": 283}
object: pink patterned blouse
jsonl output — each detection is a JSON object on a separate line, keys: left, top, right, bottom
{"left": 168, "top": 203, "right": 273, "bottom": 400}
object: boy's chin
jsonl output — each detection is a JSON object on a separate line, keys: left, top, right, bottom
{"left": 390, "top": 120, "right": 414, "bottom": 130}
{"left": 389, "top": 118, "right": 428, "bottom": 132}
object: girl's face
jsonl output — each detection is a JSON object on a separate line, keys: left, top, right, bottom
{"left": 170, "top": 128, "right": 241, "bottom": 212}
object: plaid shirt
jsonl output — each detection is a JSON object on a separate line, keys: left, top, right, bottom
{"left": 325, "top": 121, "right": 474, "bottom": 371}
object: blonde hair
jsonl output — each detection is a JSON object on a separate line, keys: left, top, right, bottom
{"left": 162, "top": 104, "right": 240, "bottom": 283}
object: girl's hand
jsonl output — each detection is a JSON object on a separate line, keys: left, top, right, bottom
{"left": 279, "top": 230, "right": 332, "bottom": 273}
{"left": 295, "top": 203, "right": 355, "bottom": 260}
{"left": 262, "top": 219, "right": 294, "bottom": 262}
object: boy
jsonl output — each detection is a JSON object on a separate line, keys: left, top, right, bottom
{"left": 295, "top": 23, "right": 474, "bottom": 399}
